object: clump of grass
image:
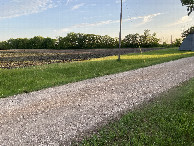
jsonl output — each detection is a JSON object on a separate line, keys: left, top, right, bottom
{"left": 0, "top": 48, "right": 194, "bottom": 98}
{"left": 77, "top": 78, "right": 194, "bottom": 145}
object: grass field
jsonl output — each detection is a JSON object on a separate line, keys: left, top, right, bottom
{"left": 77, "top": 77, "right": 194, "bottom": 145}
{"left": 0, "top": 47, "right": 194, "bottom": 98}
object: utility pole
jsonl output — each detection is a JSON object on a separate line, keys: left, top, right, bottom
{"left": 118, "top": 0, "right": 122, "bottom": 60}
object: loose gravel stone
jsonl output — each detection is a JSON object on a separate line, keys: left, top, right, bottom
{"left": 0, "top": 56, "right": 194, "bottom": 145}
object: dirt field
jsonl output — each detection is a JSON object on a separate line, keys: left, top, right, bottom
{"left": 0, "top": 48, "right": 163, "bottom": 69}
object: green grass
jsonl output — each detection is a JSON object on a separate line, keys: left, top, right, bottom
{"left": 77, "top": 78, "right": 194, "bottom": 146}
{"left": 1, "top": 48, "right": 194, "bottom": 98}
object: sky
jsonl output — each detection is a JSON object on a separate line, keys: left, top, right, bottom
{"left": 0, "top": 0, "right": 193, "bottom": 43}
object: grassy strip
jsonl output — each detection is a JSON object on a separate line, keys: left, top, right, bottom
{"left": 78, "top": 78, "right": 194, "bottom": 145}
{"left": 0, "top": 48, "right": 194, "bottom": 98}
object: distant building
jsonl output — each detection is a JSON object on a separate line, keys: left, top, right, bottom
{"left": 179, "top": 34, "right": 194, "bottom": 51}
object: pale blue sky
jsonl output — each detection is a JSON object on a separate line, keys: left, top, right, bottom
{"left": 0, "top": 0, "right": 193, "bottom": 43}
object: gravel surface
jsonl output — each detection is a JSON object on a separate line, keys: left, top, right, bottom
{"left": 0, "top": 56, "right": 194, "bottom": 145}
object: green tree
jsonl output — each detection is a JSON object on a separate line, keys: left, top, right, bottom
{"left": 17, "top": 38, "right": 29, "bottom": 49}
{"left": 181, "top": 0, "right": 194, "bottom": 15}
{"left": 29, "top": 36, "right": 44, "bottom": 49}
{"left": 172, "top": 38, "right": 182, "bottom": 47}
{"left": 122, "top": 33, "right": 140, "bottom": 48}
{"left": 65, "top": 32, "right": 80, "bottom": 49}
{"left": 56, "top": 36, "right": 66, "bottom": 49}
{"left": 7, "top": 38, "right": 18, "bottom": 49}
{"left": 0, "top": 41, "right": 10, "bottom": 50}
{"left": 123, "top": 30, "right": 159, "bottom": 48}
{"left": 139, "top": 30, "right": 160, "bottom": 47}
{"left": 41, "top": 37, "right": 56, "bottom": 49}
{"left": 182, "top": 26, "right": 194, "bottom": 38}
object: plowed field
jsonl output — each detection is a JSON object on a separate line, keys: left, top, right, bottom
{"left": 0, "top": 48, "right": 163, "bottom": 69}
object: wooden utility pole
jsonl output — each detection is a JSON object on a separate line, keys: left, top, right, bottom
{"left": 118, "top": 0, "right": 122, "bottom": 60}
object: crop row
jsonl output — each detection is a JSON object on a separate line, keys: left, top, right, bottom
{"left": 0, "top": 48, "right": 162, "bottom": 69}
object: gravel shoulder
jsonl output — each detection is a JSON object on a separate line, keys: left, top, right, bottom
{"left": 0, "top": 56, "right": 194, "bottom": 145}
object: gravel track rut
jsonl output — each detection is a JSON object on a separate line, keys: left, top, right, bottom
{"left": 0, "top": 56, "right": 194, "bottom": 145}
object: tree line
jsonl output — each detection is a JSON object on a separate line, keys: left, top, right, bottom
{"left": 0, "top": 30, "right": 181, "bottom": 50}
{"left": 0, "top": 0, "right": 192, "bottom": 50}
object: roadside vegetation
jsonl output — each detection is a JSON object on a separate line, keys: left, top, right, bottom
{"left": 77, "top": 77, "right": 194, "bottom": 145}
{"left": 0, "top": 48, "right": 194, "bottom": 98}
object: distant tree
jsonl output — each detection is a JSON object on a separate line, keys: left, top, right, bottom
{"left": 41, "top": 37, "right": 56, "bottom": 49}
{"left": 122, "top": 33, "right": 140, "bottom": 48}
{"left": 0, "top": 41, "right": 10, "bottom": 50}
{"left": 172, "top": 38, "right": 182, "bottom": 47}
{"left": 122, "top": 30, "right": 160, "bottom": 48}
{"left": 29, "top": 36, "right": 44, "bottom": 49}
{"left": 7, "top": 38, "right": 22, "bottom": 49}
{"left": 0, "top": 32, "right": 161, "bottom": 50}
{"left": 139, "top": 30, "right": 160, "bottom": 47}
{"left": 161, "top": 42, "right": 169, "bottom": 48}
{"left": 57, "top": 33, "right": 119, "bottom": 49}
{"left": 181, "top": 0, "right": 194, "bottom": 16}
{"left": 65, "top": 32, "right": 80, "bottom": 49}
{"left": 83, "top": 34, "right": 97, "bottom": 48}
{"left": 17, "top": 38, "right": 29, "bottom": 49}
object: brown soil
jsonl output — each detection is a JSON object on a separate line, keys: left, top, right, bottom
{"left": 0, "top": 48, "right": 164, "bottom": 69}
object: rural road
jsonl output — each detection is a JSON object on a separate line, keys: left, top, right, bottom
{"left": 0, "top": 56, "right": 194, "bottom": 145}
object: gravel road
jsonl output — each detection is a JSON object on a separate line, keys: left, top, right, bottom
{"left": 0, "top": 56, "right": 194, "bottom": 145}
